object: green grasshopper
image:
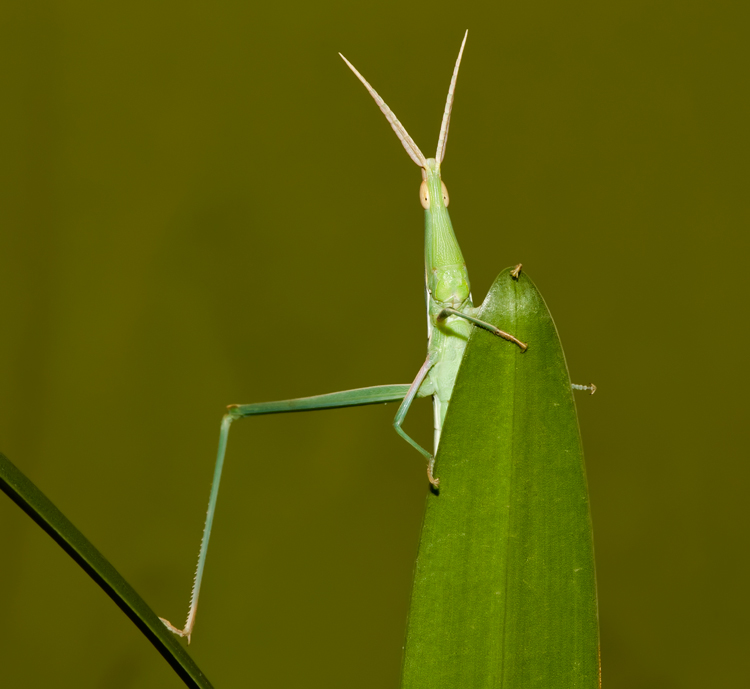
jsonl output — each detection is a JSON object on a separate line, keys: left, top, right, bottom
{"left": 160, "top": 31, "right": 593, "bottom": 643}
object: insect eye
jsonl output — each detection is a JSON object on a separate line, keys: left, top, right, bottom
{"left": 420, "top": 180, "right": 430, "bottom": 209}
{"left": 441, "top": 181, "right": 450, "bottom": 207}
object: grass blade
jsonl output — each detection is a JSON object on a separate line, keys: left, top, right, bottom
{"left": 0, "top": 452, "right": 213, "bottom": 689}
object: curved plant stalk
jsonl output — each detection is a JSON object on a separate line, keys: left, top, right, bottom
{"left": 402, "top": 268, "right": 600, "bottom": 689}
{"left": 0, "top": 452, "right": 213, "bottom": 689}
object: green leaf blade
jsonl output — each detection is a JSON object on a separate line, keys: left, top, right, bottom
{"left": 0, "top": 452, "right": 213, "bottom": 689}
{"left": 402, "top": 268, "right": 599, "bottom": 689}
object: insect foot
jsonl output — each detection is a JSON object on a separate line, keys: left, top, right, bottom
{"left": 571, "top": 383, "right": 597, "bottom": 395}
{"left": 427, "top": 457, "right": 440, "bottom": 488}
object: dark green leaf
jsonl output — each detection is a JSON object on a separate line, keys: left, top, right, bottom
{"left": 402, "top": 268, "right": 599, "bottom": 689}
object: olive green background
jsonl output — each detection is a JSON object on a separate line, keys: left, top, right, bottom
{"left": 1, "top": 2, "right": 747, "bottom": 687}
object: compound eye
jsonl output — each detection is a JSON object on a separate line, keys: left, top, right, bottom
{"left": 420, "top": 180, "right": 430, "bottom": 209}
{"left": 441, "top": 181, "right": 449, "bottom": 207}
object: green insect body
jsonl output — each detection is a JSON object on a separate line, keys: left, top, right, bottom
{"left": 160, "top": 31, "right": 572, "bottom": 645}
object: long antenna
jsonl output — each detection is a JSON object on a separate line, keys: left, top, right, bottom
{"left": 436, "top": 30, "right": 468, "bottom": 164}
{"left": 339, "top": 53, "right": 428, "bottom": 168}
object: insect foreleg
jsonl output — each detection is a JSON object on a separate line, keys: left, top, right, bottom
{"left": 437, "top": 307, "right": 528, "bottom": 351}
{"left": 393, "top": 356, "right": 438, "bottom": 486}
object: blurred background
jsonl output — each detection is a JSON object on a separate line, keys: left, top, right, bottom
{"left": 1, "top": 1, "right": 748, "bottom": 687}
